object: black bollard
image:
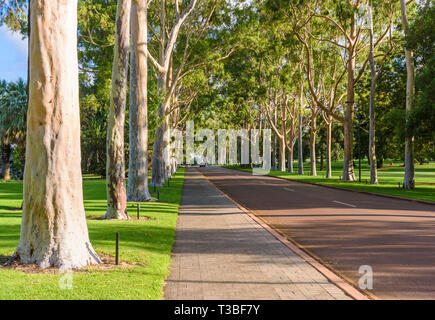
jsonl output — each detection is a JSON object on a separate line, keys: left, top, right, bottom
{"left": 137, "top": 203, "right": 140, "bottom": 220}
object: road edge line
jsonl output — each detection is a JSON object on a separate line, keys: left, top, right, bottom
{"left": 198, "top": 168, "right": 376, "bottom": 301}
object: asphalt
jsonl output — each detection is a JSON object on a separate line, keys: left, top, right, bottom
{"left": 198, "top": 166, "right": 435, "bottom": 299}
{"left": 164, "top": 168, "right": 351, "bottom": 300}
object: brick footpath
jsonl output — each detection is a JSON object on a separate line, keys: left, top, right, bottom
{"left": 164, "top": 168, "right": 351, "bottom": 300}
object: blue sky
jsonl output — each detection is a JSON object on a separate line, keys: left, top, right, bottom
{"left": 0, "top": 26, "right": 28, "bottom": 82}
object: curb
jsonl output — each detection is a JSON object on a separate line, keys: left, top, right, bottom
{"left": 198, "top": 168, "right": 375, "bottom": 301}
{"left": 226, "top": 167, "right": 435, "bottom": 207}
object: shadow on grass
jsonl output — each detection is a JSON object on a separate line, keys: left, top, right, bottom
{"left": 0, "top": 168, "right": 186, "bottom": 262}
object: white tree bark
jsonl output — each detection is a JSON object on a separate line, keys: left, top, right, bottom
{"left": 309, "top": 104, "right": 317, "bottom": 177}
{"left": 287, "top": 147, "right": 294, "bottom": 173}
{"left": 368, "top": 4, "right": 378, "bottom": 185}
{"left": 325, "top": 118, "right": 333, "bottom": 178}
{"left": 278, "top": 139, "right": 286, "bottom": 172}
{"left": 286, "top": 114, "right": 298, "bottom": 174}
{"left": 128, "top": 0, "right": 152, "bottom": 202}
{"left": 290, "top": 2, "right": 392, "bottom": 182}
{"left": 14, "top": 0, "right": 101, "bottom": 269}
{"left": 400, "top": 0, "right": 415, "bottom": 189}
{"left": 342, "top": 15, "right": 357, "bottom": 182}
{"left": 105, "top": 0, "right": 131, "bottom": 219}
{"left": 149, "top": 0, "right": 198, "bottom": 187}
{"left": 298, "top": 72, "right": 305, "bottom": 175}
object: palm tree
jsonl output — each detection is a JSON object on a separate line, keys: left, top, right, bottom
{"left": 0, "top": 78, "right": 28, "bottom": 180}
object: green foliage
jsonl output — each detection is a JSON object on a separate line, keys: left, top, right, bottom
{"left": 1, "top": 0, "right": 432, "bottom": 176}
{"left": 356, "top": 56, "right": 407, "bottom": 163}
{"left": 80, "top": 94, "right": 107, "bottom": 175}
{"left": 406, "top": 1, "right": 435, "bottom": 161}
{"left": 77, "top": 0, "right": 117, "bottom": 175}
{"left": 0, "top": 78, "right": 27, "bottom": 144}
{"left": 0, "top": 168, "right": 186, "bottom": 299}
{"left": 0, "top": 0, "right": 27, "bottom": 34}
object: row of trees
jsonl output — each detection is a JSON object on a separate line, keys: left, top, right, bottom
{"left": 104, "top": 0, "right": 224, "bottom": 218}
{"left": 193, "top": 0, "right": 433, "bottom": 189}
{"left": 0, "top": 0, "right": 432, "bottom": 268}
{"left": 78, "top": 0, "right": 242, "bottom": 221}
{"left": 0, "top": 0, "right": 235, "bottom": 268}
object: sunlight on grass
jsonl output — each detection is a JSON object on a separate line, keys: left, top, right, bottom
{"left": 0, "top": 168, "right": 185, "bottom": 300}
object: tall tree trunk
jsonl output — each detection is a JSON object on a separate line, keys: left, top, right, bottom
{"left": 151, "top": 115, "right": 166, "bottom": 187}
{"left": 377, "top": 157, "right": 384, "bottom": 169}
{"left": 400, "top": 0, "right": 415, "bottom": 189}
{"left": 309, "top": 112, "right": 317, "bottom": 176}
{"left": 151, "top": 0, "right": 167, "bottom": 187}
{"left": 278, "top": 138, "right": 286, "bottom": 171}
{"left": 105, "top": 0, "right": 131, "bottom": 220}
{"left": 163, "top": 115, "right": 171, "bottom": 180}
{"left": 309, "top": 129, "right": 317, "bottom": 176}
{"left": 1, "top": 142, "right": 11, "bottom": 181}
{"left": 320, "top": 148, "right": 324, "bottom": 172}
{"left": 149, "top": 0, "right": 198, "bottom": 186}
{"left": 271, "top": 107, "right": 277, "bottom": 171}
{"left": 368, "top": 4, "right": 378, "bottom": 185}
{"left": 342, "top": 15, "right": 357, "bottom": 182}
{"left": 14, "top": 0, "right": 101, "bottom": 269}
{"left": 165, "top": 58, "right": 174, "bottom": 179}
{"left": 326, "top": 119, "right": 332, "bottom": 178}
{"left": 288, "top": 142, "right": 294, "bottom": 173}
{"left": 298, "top": 114, "right": 304, "bottom": 175}
{"left": 128, "top": 0, "right": 152, "bottom": 202}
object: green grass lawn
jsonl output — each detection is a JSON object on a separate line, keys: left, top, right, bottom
{"left": 0, "top": 168, "right": 185, "bottom": 300}
{"left": 226, "top": 161, "right": 435, "bottom": 203}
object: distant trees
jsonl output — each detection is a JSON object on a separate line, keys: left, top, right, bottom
{"left": 400, "top": 0, "right": 416, "bottom": 189}
{"left": 276, "top": 0, "right": 397, "bottom": 181}
{"left": 78, "top": 0, "right": 118, "bottom": 177}
{"left": 405, "top": 0, "right": 435, "bottom": 168}
{"left": 0, "top": 1, "right": 28, "bottom": 181}
{"left": 0, "top": 0, "right": 431, "bottom": 239}
{"left": 0, "top": 79, "right": 27, "bottom": 180}
{"left": 147, "top": 0, "right": 198, "bottom": 187}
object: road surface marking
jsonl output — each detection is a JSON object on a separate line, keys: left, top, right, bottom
{"left": 333, "top": 200, "right": 357, "bottom": 208}
{"left": 283, "top": 187, "right": 295, "bottom": 192}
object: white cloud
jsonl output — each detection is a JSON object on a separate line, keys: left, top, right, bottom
{"left": 0, "top": 26, "right": 28, "bottom": 81}
{"left": 0, "top": 25, "right": 28, "bottom": 54}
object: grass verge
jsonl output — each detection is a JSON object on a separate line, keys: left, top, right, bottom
{"left": 0, "top": 167, "right": 185, "bottom": 300}
{"left": 226, "top": 161, "right": 435, "bottom": 203}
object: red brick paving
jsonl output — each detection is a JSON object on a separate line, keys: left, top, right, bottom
{"left": 164, "top": 168, "right": 351, "bottom": 300}
{"left": 199, "top": 166, "right": 435, "bottom": 300}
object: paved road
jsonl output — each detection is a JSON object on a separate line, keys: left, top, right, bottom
{"left": 164, "top": 168, "right": 351, "bottom": 300}
{"left": 199, "top": 166, "right": 435, "bottom": 300}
